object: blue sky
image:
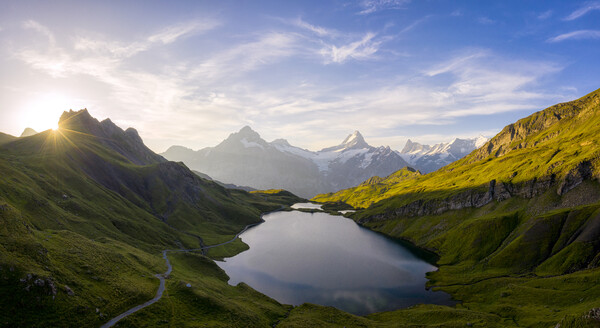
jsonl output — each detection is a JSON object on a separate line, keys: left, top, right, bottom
{"left": 0, "top": 0, "right": 599, "bottom": 152}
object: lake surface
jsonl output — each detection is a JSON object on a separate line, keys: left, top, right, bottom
{"left": 216, "top": 204, "right": 453, "bottom": 315}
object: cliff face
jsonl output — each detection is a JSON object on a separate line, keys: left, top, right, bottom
{"left": 360, "top": 160, "right": 598, "bottom": 224}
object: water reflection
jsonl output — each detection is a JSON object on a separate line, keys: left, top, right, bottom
{"left": 216, "top": 208, "right": 454, "bottom": 315}
{"left": 290, "top": 202, "right": 323, "bottom": 210}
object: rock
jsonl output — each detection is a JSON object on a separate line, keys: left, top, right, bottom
{"left": 557, "top": 160, "right": 593, "bottom": 195}
{"left": 64, "top": 285, "right": 75, "bottom": 296}
{"left": 584, "top": 308, "right": 600, "bottom": 321}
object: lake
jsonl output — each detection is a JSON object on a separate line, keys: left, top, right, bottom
{"left": 216, "top": 203, "right": 454, "bottom": 315}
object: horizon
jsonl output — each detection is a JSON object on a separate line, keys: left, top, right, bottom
{"left": 1, "top": 0, "right": 599, "bottom": 152}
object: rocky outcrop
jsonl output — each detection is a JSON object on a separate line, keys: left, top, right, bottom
{"left": 557, "top": 160, "right": 594, "bottom": 195}
{"left": 19, "top": 274, "right": 57, "bottom": 297}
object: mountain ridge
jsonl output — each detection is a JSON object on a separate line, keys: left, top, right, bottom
{"left": 162, "top": 127, "right": 411, "bottom": 198}
{"left": 398, "top": 136, "right": 489, "bottom": 173}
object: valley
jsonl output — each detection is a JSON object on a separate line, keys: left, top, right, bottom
{"left": 2, "top": 1, "right": 600, "bottom": 327}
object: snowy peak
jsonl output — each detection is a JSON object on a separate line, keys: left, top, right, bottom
{"left": 320, "top": 130, "right": 370, "bottom": 152}
{"left": 401, "top": 139, "right": 431, "bottom": 154}
{"left": 398, "top": 135, "right": 489, "bottom": 173}
{"left": 270, "top": 138, "right": 291, "bottom": 147}
{"left": 341, "top": 130, "right": 368, "bottom": 149}
{"left": 475, "top": 135, "right": 488, "bottom": 148}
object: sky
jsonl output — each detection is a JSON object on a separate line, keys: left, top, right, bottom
{"left": 0, "top": 0, "right": 599, "bottom": 152}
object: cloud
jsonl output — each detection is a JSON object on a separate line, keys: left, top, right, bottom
{"left": 537, "top": 10, "right": 553, "bottom": 20}
{"left": 190, "top": 32, "right": 298, "bottom": 80}
{"left": 23, "top": 20, "right": 56, "bottom": 44}
{"left": 292, "top": 18, "right": 337, "bottom": 37}
{"left": 564, "top": 1, "right": 600, "bottom": 20}
{"left": 74, "top": 20, "right": 219, "bottom": 58}
{"left": 477, "top": 17, "right": 495, "bottom": 25}
{"left": 547, "top": 29, "right": 600, "bottom": 42}
{"left": 319, "top": 32, "right": 382, "bottom": 63}
{"left": 358, "top": 0, "right": 411, "bottom": 15}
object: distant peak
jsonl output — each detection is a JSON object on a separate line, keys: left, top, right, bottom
{"left": 271, "top": 138, "right": 291, "bottom": 147}
{"left": 474, "top": 135, "right": 489, "bottom": 148}
{"left": 319, "top": 130, "right": 370, "bottom": 152}
{"left": 239, "top": 125, "right": 255, "bottom": 134}
{"left": 400, "top": 139, "right": 427, "bottom": 154}
{"left": 340, "top": 130, "right": 368, "bottom": 149}
{"left": 20, "top": 127, "right": 38, "bottom": 137}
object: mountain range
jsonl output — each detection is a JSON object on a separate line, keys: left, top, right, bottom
{"left": 398, "top": 136, "right": 488, "bottom": 173}
{"left": 162, "top": 128, "right": 411, "bottom": 198}
{"left": 162, "top": 129, "right": 487, "bottom": 198}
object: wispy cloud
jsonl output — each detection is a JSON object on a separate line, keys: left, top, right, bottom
{"left": 564, "top": 1, "right": 600, "bottom": 20}
{"left": 358, "top": 0, "right": 411, "bottom": 15}
{"left": 292, "top": 18, "right": 337, "bottom": 37}
{"left": 547, "top": 29, "right": 600, "bottom": 42}
{"left": 190, "top": 32, "right": 298, "bottom": 80}
{"left": 537, "top": 10, "right": 553, "bottom": 20}
{"left": 477, "top": 17, "right": 495, "bottom": 25}
{"left": 23, "top": 20, "right": 56, "bottom": 44}
{"left": 74, "top": 20, "right": 219, "bottom": 58}
{"left": 319, "top": 32, "right": 382, "bottom": 63}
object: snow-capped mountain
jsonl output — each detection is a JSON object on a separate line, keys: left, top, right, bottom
{"left": 398, "top": 136, "right": 488, "bottom": 173}
{"left": 161, "top": 127, "right": 409, "bottom": 198}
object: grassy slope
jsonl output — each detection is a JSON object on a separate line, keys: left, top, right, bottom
{"left": 0, "top": 132, "right": 16, "bottom": 145}
{"left": 0, "top": 126, "right": 301, "bottom": 327}
{"left": 307, "top": 89, "right": 600, "bottom": 327}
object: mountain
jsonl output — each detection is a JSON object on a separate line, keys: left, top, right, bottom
{"left": 0, "top": 132, "right": 16, "bottom": 145}
{"left": 162, "top": 128, "right": 410, "bottom": 198}
{"left": 191, "top": 170, "right": 256, "bottom": 192}
{"left": 399, "top": 136, "right": 488, "bottom": 173}
{"left": 19, "top": 127, "right": 38, "bottom": 137}
{"left": 0, "top": 109, "right": 303, "bottom": 327}
{"left": 313, "top": 88, "right": 600, "bottom": 326}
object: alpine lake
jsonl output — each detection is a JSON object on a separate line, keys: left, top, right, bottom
{"left": 216, "top": 203, "right": 454, "bottom": 315}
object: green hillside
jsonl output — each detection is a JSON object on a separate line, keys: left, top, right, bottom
{"left": 0, "top": 110, "right": 300, "bottom": 327}
{"left": 0, "top": 132, "right": 16, "bottom": 145}
{"left": 311, "top": 88, "right": 600, "bottom": 327}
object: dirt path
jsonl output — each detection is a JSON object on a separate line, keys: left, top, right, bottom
{"left": 100, "top": 221, "right": 263, "bottom": 328}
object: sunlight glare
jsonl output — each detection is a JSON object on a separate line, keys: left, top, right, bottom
{"left": 23, "top": 93, "right": 74, "bottom": 132}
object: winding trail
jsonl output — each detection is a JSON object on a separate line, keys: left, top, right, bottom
{"left": 100, "top": 221, "right": 263, "bottom": 328}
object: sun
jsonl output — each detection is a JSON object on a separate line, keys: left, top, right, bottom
{"left": 22, "top": 93, "right": 77, "bottom": 132}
